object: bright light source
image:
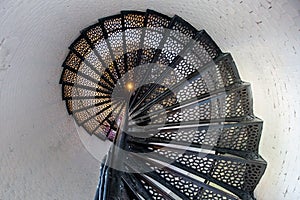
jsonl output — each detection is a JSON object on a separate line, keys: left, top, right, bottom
{"left": 125, "top": 81, "right": 134, "bottom": 91}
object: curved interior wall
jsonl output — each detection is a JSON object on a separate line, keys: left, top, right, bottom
{"left": 0, "top": 0, "right": 299, "bottom": 199}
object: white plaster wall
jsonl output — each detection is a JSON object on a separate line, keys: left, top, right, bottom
{"left": 0, "top": 0, "right": 299, "bottom": 199}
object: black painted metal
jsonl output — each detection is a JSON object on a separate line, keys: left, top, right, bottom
{"left": 60, "top": 10, "right": 267, "bottom": 200}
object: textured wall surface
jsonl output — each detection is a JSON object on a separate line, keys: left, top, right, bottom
{"left": 0, "top": 0, "right": 299, "bottom": 199}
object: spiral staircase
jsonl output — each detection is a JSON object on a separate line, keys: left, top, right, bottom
{"left": 59, "top": 9, "right": 267, "bottom": 200}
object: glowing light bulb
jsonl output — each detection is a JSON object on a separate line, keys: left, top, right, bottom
{"left": 125, "top": 81, "right": 134, "bottom": 91}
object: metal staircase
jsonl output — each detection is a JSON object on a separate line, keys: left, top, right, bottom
{"left": 60, "top": 9, "right": 267, "bottom": 200}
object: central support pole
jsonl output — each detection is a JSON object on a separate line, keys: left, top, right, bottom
{"left": 102, "top": 105, "right": 130, "bottom": 199}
